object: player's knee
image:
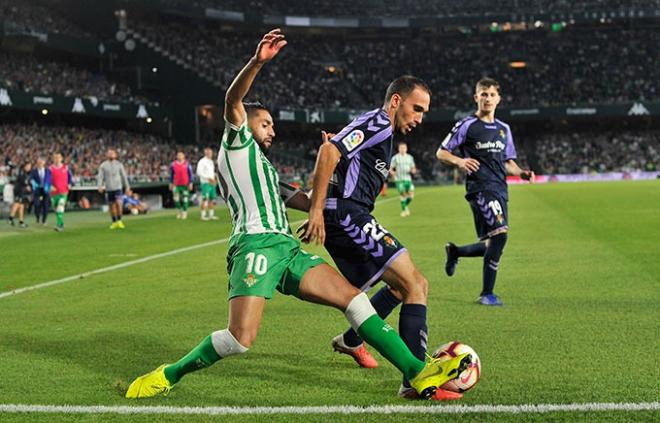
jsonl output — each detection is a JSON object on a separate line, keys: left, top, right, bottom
{"left": 225, "top": 325, "right": 257, "bottom": 349}
{"left": 414, "top": 274, "right": 429, "bottom": 298}
{"left": 400, "top": 273, "right": 428, "bottom": 299}
{"left": 486, "top": 232, "right": 508, "bottom": 261}
{"left": 212, "top": 329, "right": 249, "bottom": 357}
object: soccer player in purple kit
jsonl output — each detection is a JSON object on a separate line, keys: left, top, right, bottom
{"left": 437, "top": 78, "right": 534, "bottom": 306}
{"left": 303, "top": 76, "right": 462, "bottom": 400}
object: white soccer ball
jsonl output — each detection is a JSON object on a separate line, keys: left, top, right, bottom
{"left": 432, "top": 341, "right": 481, "bottom": 392}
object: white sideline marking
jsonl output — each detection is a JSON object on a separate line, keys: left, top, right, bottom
{"left": 0, "top": 236, "right": 231, "bottom": 299}
{"left": 0, "top": 194, "right": 407, "bottom": 300}
{"left": 0, "top": 402, "right": 657, "bottom": 415}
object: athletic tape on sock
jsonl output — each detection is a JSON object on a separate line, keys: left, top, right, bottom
{"left": 344, "top": 293, "right": 377, "bottom": 331}
{"left": 211, "top": 329, "right": 248, "bottom": 357}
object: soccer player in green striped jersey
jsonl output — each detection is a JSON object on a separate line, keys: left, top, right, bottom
{"left": 125, "top": 29, "right": 470, "bottom": 401}
{"left": 390, "top": 142, "right": 417, "bottom": 217}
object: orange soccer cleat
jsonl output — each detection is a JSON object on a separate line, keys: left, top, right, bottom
{"left": 331, "top": 334, "right": 379, "bottom": 368}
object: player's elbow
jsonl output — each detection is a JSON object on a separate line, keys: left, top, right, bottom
{"left": 436, "top": 148, "right": 446, "bottom": 161}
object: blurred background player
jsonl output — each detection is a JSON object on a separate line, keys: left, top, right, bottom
{"left": 170, "top": 151, "right": 193, "bottom": 219}
{"left": 123, "top": 192, "right": 148, "bottom": 215}
{"left": 98, "top": 148, "right": 131, "bottom": 230}
{"left": 30, "top": 158, "right": 51, "bottom": 226}
{"left": 437, "top": 78, "right": 534, "bottom": 306}
{"left": 196, "top": 147, "right": 219, "bottom": 221}
{"left": 49, "top": 152, "right": 73, "bottom": 232}
{"left": 390, "top": 142, "right": 417, "bottom": 217}
{"left": 8, "top": 161, "right": 32, "bottom": 228}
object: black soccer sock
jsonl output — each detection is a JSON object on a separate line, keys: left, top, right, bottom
{"left": 457, "top": 242, "right": 487, "bottom": 257}
{"left": 481, "top": 233, "right": 507, "bottom": 296}
{"left": 399, "top": 304, "right": 428, "bottom": 387}
{"left": 112, "top": 215, "right": 117, "bottom": 222}
{"left": 342, "top": 286, "right": 402, "bottom": 348}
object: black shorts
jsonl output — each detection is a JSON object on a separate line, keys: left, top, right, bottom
{"left": 467, "top": 191, "right": 509, "bottom": 241}
{"left": 106, "top": 190, "right": 123, "bottom": 203}
{"left": 13, "top": 191, "right": 29, "bottom": 204}
{"left": 324, "top": 199, "right": 406, "bottom": 291}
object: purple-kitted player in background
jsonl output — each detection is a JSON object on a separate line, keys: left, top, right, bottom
{"left": 437, "top": 78, "right": 534, "bottom": 306}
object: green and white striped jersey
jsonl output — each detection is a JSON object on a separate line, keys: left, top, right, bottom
{"left": 217, "top": 118, "right": 290, "bottom": 238}
{"left": 390, "top": 153, "right": 416, "bottom": 182}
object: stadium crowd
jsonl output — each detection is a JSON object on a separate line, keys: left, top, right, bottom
{"left": 0, "top": 51, "right": 145, "bottom": 103}
{"left": 0, "top": 0, "right": 88, "bottom": 37}
{"left": 0, "top": 124, "right": 201, "bottom": 184}
{"left": 535, "top": 130, "right": 660, "bottom": 174}
{"left": 0, "top": 123, "right": 658, "bottom": 197}
{"left": 164, "top": 0, "right": 658, "bottom": 17}
{"left": 133, "top": 21, "right": 659, "bottom": 110}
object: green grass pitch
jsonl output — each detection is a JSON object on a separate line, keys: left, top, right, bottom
{"left": 0, "top": 181, "right": 658, "bottom": 422}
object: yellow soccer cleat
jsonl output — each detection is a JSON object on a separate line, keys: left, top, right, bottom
{"left": 117, "top": 221, "right": 126, "bottom": 229}
{"left": 110, "top": 222, "right": 118, "bottom": 229}
{"left": 410, "top": 353, "right": 472, "bottom": 399}
{"left": 125, "top": 365, "right": 173, "bottom": 399}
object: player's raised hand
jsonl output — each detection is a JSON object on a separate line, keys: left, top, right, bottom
{"left": 460, "top": 158, "right": 480, "bottom": 174}
{"left": 254, "top": 29, "right": 287, "bottom": 64}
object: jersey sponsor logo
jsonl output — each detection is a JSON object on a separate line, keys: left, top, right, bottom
{"left": 475, "top": 140, "right": 505, "bottom": 152}
{"left": 342, "top": 129, "right": 365, "bottom": 151}
{"left": 374, "top": 158, "right": 389, "bottom": 177}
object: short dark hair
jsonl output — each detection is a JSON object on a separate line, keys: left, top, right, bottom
{"left": 476, "top": 78, "right": 500, "bottom": 93}
{"left": 384, "top": 75, "right": 431, "bottom": 104}
{"left": 243, "top": 101, "right": 270, "bottom": 117}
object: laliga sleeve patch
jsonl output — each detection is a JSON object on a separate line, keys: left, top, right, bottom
{"left": 341, "top": 129, "right": 365, "bottom": 152}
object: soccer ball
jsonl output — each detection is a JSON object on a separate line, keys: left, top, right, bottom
{"left": 432, "top": 341, "right": 481, "bottom": 392}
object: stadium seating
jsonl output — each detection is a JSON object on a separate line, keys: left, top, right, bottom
{"left": 129, "top": 20, "right": 659, "bottom": 110}
{"left": 162, "top": 0, "right": 659, "bottom": 17}
{"left": 0, "top": 51, "right": 144, "bottom": 103}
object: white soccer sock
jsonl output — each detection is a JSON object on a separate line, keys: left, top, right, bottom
{"left": 209, "top": 209, "right": 215, "bottom": 217}
{"left": 344, "top": 293, "right": 377, "bottom": 332}
{"left": 211, "top": 329, "right": 248, "bottom": 357}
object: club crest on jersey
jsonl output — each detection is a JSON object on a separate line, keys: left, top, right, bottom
{"left": 499, "top": 129, "right": 506, "bottom": 139}
{"left": 243, "top": 274, "right": 258, "bottom": 287}
{"left": 382, "top": 235, "right": 397, "bottom": 248}
{"left": 342, "top": 129, "right": 364, "bottom": 152}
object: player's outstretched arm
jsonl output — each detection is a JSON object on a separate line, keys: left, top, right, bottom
{"left": 279, "top": 182, "right": 311, "bottom": 212}
{"left": 224, "top": 29, "right": 287, "bottom": 127}
{"left": 505, "top": 159, "right": 535, "bottom": 182}
{"left": 305, "top": 131, "right": 340, "bottom": 245}
{"left": 436, "top": 148, "right": 480, "bottom": 174}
